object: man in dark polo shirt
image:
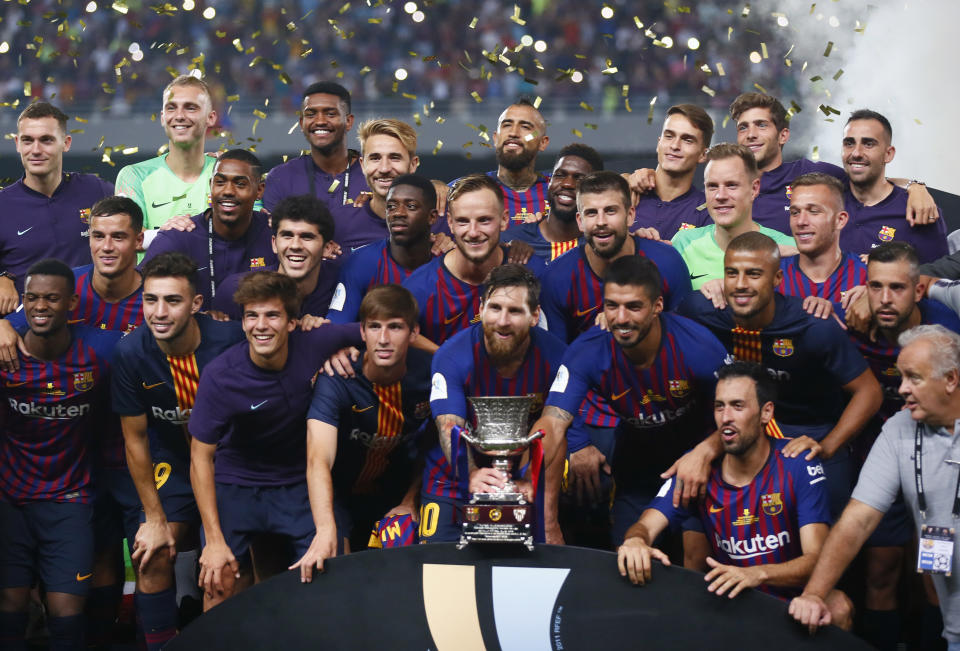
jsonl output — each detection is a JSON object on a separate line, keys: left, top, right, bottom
{"left": 143, "top": 149, "right": 277, "bottom": 306}
{"left": 0, "top": 101, "right": 113, "bottom": 312}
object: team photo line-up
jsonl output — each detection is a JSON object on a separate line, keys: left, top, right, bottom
{"left": 3, "top": 74, "right": 960, "bottom": 651}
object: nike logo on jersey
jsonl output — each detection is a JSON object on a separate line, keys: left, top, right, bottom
{"left": 251, "top": 400, "right": 268, "bottom": 410}
{"left": 5, "top": 381, "right": 27, "bottom": 387}
{"left": 151, "top": 200, "right": 172, "bottom": 208}
{"left": 17, "top": 227, "right": 33, "bottom": 236}
{"left": 352, "top": 404, "right": 374, "bottom": 413}
{"left": 574, "top": 306, "right": 599, "bottom": 318}
{"left": 76, "top": 572, "right": 93, "bottom": 582}
{"left": 611, "top": 388, "right": 631, "bottom": 401}
{"left": 142, "top": 381, "right": 165, "bottom": 390}
{"left": 690, "top": 273, "right": 710, "bottom": 280}
{"left": 443, "top": 311, "right": 464, "bottom": 325}
{"left": 708, "top": 505, "right": 724, "bottom": 514}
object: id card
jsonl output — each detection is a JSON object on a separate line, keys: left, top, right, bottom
{"left": 917, "top": 525, "right": 955, "bottom": 575}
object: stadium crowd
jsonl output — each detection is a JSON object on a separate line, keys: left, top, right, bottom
{"left": 1, "top": 35, "right": 960, "bottom": 651}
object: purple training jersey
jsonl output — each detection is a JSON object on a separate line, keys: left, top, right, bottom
{"left": 0, "top": 325, "right": 121, "bottom": 504}
{"left": 841, "top": 185, "right": 948, "bottom": 264}
{"left": 211, "top": 260, "right": 341, "bottom": 320}
{"left": 778, "top": 252, "right": 867, "bottom": 319}
{"left": 753, "top": 159, "right": 845, "bottom": 235}
{"left": 631, "top": 187, "right": 710, "bottom": 241}
{"left": 649, "top": 437, "right": 830, "bottom": 600}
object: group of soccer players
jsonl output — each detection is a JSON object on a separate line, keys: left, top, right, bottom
{"left": 1, "top": 72, "right": 958, "bottom": 651}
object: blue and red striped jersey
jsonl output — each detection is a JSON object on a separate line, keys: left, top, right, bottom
{"left": 778, "top": 252, "right": 867, "bottom": 318}
{"left": 0, "top": 325, "right": 122, "bottom": 504}
{"left": 546, "top": 313, "right": 725, "bottom": 482}
{"left": 402, "top": 248, "right": 547, "bottom": 346}
{"left": 649, "top": 438, "right": 830, "bottom": 600}
{"left": 500, "top": 221, "right": 582, "bottom": 262}
{"left": 485, "top": 171, "right": 551, "bottom": 224}
{"left": 327, "top": 239, "right": 436, "bottom": 323}
{"left": 540, "top": 235, "right": 692, "bottom": 344}
{"left": 423, "top": 324, "right": 567, "bottom": 501}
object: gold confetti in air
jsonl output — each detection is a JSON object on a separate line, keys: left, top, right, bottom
{"left": 112, "top": 2, "right": 129, "bottom": 14}
{"left": 533, "top": 96, "right": 542, "bottom": 109}
{"left": 510, "top": 5, "right": 526, "bottom": 26}
{"left": 579, "top": 101, "right": 594, "bottom": 112}
{"left": 327, "top": 179, "right": 341, "bottom": 194}
{"left": 571, "top": 128, "right": 582, "bottom": 138}
{"left": 470, "top": 91, "right": 483, "bottom": 103}
{"left": 761, "top": 43, "right": 768, "bottom": 59}
{"left": 432, "top": 140, "right": 443, "bottom": 155}
{"left": 23, "top": 82, "right": 31, "bottom": 96}
{"left": 121, "top": 146, "right": 138, "bottom": 155}
{"left": 811, "top": 145, "right": 819, "bottom": 161}
{"left": 823, "top": 41, "right": 834, "bottom": 57}
{"left": 832, "top": 69, "right": 844, "bottom": 80}
{"left": 701, "top": 85, "right": 716, "bottom": 97}
{"left": 716, "top": 62, "right": 726, "bottom": 76}
{"left": 647, "top": 95, "right": 657, "bottom": 124}
{"left": 818, "top": 104, "right": 841, "bottom": 116}
{"left": 469, "top": 17, "right": 478, "bottom": 29}
{"left": 753, "top": 83, "right": 767, "bottom": 93}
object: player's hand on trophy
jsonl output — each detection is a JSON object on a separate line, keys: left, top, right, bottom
{"left": 788, "top": 593, "right": 833, "bottom": 635}
{"left": 617, "top": 536, "right": 671, "bottom": 585}
{"left": 704, "top": 557, "right": 764, "bottom": 598}
{"left": 568, "top": 445, "right": 611, "bottom": 505}
{"left": 289, "top": 525, "right": 338, "bottom": 583}
{"left": 198, "top": 540, "right": 239, "bottom": 598}
{"left": 469, "top": 467, "right": 507, "bottom": 494}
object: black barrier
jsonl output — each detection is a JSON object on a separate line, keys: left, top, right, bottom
{"left": 169, "top": 543, "right": 871, "bottom": 651}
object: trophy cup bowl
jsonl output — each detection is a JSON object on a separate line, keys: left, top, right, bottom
{"left": 456, "top": 395, "right": 543, "bottom": 550}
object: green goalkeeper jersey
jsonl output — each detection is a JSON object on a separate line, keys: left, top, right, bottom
{"left": 115, "top": 153, "right": 216, "bottom": 230}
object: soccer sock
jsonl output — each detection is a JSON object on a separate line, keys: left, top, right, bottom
{"left": 861, "top": 609, "right": 900, "bottom": 651}
{"left": 921, "top": 603, "right": 945, "bottom": 650}
{"left": 47, "top": 613, "right": 85, "bottom": 651}
{"left": 0, "top": 610, "right": 28, "bottom": 650}
{"left": 135, "top": 589, "right": 178, "bottom": 651}
{"left": 84, "top": 583, "right": 122, "bottom": 649}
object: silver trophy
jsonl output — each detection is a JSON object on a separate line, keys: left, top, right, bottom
{"left": 457, "top": 395, "right": 543, "bottom": 550}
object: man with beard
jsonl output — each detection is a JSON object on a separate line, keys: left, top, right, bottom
{"left": 840, "top": 110, "right": 947, "bottom": 263}
{"left": 0, "top": 259, "right": 123, "bottom": 650}
{"left": 671, "top": 144, "right": 796, "bottom": 291}
{"left": 729, "top": 93, "right": 936, "bottom": 236}
{"left": 262, "top": 82, "right": 371, "bottom": 249}
{"left": 328, "top": 175, "right": 438, "bottom": 323}
{"left": 532, "top": 255, "right": 727, "bottom": 544}
{"left": 110, "top": 253, "right": 243, "bottom": 650}
{"left": 211, "top": 194, "right": 339, "bottom": 319}
{"left": 420, "top": 264, "right": 571, "bottom": 544}
{"left": 676, "top": 232, "right": 882, "bottom": 519}
{"left": 540, "top": 170, "right": 691, "bottom": 344}
{"left": 616, "top": 362, "right": 849, "bottom": 625}
{"left": 628, "top": 104, "right": 715, "bottom": 241}
{"left": 143, "top": 149, "right": 277, "bottom": 306}
{"left": 500, "top": 144, "right": 602, "bottom": 261}
{"left": 402, "top": 174, "right": 546, "bottom": 351}
{"left": 116, "top": 75, "right": 219, "bottom": 238}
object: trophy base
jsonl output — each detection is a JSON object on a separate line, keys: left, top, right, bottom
{"left": 457, "top": 493, "right": 535, "bottom": 551}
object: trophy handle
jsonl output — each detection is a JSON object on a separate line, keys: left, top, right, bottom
{"left": 524, "top": 429, "right": 545, "bottom": 444}
{"left": 453, "top": 425, "right": 479, "bottom": 446}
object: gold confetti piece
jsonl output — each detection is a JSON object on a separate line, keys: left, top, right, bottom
{"left": 621, "top": 84, "right": 629, "bottom": 97}
{"left": 327, "top": 179, "right": 341, "bottom": 194}
{"left": 368, "top": 18, "right": 381, "bottom": 24}
{"left": 741, "top": 4, "right": 750, "bottom": 17}
{"left": 574, "top": 53, "right": 587, "bottom": 60}
{"left": 339, "top": 3, "right": 350, "bottom": 14}
{"left": 278, "top": 72, "right": 291, "bottom": 85}
{"left": 69, "top": 129, "right": 85, "bottom": 134}
{"left": 121, "top": 146, "right": 138, "bottom": 155}
{"left": 727, "top": 27, "right": 733, "bottom": 40}
{"left": 625, "top": 98, "right": 631, "bottom": 112}
{"left": 102, "top": 83, "right": 115, "bottom": 94}
{"left": 215, "top": 30, "right": 226, "bottom": 37}
{"left": 722, "top": 115, "right": 730, "bottom": 128}
{"left": 287, "top": 121, "right": 299, "bottom": 135}
{"left": 286, "top": 21, "right": 296, "bottom": 30}
{"left": 753, "top": 83, "right": 767, "bottom": 93}
{"left": 571, "top": 128, "right": 583, "bottom": 138}
{"left": 402, "top": 93, "right": 417, "bottom": 99}
{"left": 253, "top": 109, "right": 267, "bottom": 119}
{"left": 227, "top": 94, "right": 239, "bottom": 102}
{"left": 251, "top": 119, "right": 259, "bottom": 135}
{"left": 436, "top": 117, "right": 445, "bottom": 124}
{"left": 789, "top": 100, "right": 802, "bottom": 116}
{"left": 647, "top": 95, "right": 657, "bottom": 124}
{"left": 510, "top": 5, "right": 526, "bottom": 26}
{"left": 432, "top": 140, "right": 443, "bottom": 155}
{"left": 823, "top": 41, "right": 834, "bottom": 57}
{"left": 412, "top": 113, "right": 421, "bottom": 126}
{"left": 470, "top": 91, "right": 483, "bottom": 103}
{"left": 832, "top": 69, "right": 843, "bottom": 80}
{"left": 701, "top": 85, "right": 716, "bottom": 97}
{"left": 601, "top": 66, "right": 618, "bottom": 75}
{"left": 232, "top": 38, "right": 243, "bottom": 52}
{"left": 23, "top": 82, "right": 31, "bottom": 96}
{"left": 678, "top": 5, "right": 690, "bottom": 12}
{"left": 633, "top": 16, "right": 643, "bottom": 29}
{"left": 584, "top": 123, "right": 597, "bottom": 130}
{"left": 761, "top": 43, "right": 768, "bottom": 58}
{"left": 112, "top": 2, "right": 129, "bottom": 14}
{"left": 469, "top": 17, "right": 478, "bottom": 29}
{"left": 818, "top": 104, "right": 840, "bottom": 116}
{"left": 810, "top": 75, "right": 822, "bottom": 82}
{"left": 810, "top": 145, "right": 819, "bottom": 161}
{"left": 359, "top": 66, "right": 371, "bottom": 75}
{"left": 716, "top": 62, "right": 726, "bottom": 76}
{"left": 75, "top": 116, "right": 88, "bottom": 123}
{"left": 914, "top": 118, "right": 923, "bottom": 125}
{"left": 533, "top": 96, "right": 542, "bottom": 109}
{"left": 579, "top": 101, "right": 594, "bottom": 112}
{"left": 801, "top": 61, "right": 808, "bottom": 72}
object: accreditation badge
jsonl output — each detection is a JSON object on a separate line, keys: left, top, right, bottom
{"left": 917, "top": 525, "right": 954, "bottom": 575}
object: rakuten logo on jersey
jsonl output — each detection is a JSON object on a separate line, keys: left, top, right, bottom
{"left": 8, "top": 398, "right": 90, "bottom": 420}
{"left": 714, "top": 530, "right": 791, "bottom": 560}
{"left": 152, "top": 405, "right": 191, "bottom": 425}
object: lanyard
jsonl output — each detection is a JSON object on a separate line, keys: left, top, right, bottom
{"left": 914, "top": 422, "right": 960, "bottom": 520}
{"left": 305, "top": 155, "right": 351, "bottom": 206}
{"left": 206, "top": 211, "right": 216, "bottom": 299}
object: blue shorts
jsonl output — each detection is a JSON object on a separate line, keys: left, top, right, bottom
{"left": 138, "top": 456, "right": 198, "bottom": 529}
{"left": 417, "top": 495, "right": 461, "bottom": 544}
{"left": 0, "top": 500, "right": 94, "bottom": 596}
{"left": 866, "top": 491, "right": 913, "bottom": 547}
{"left": 93, "top": 467, "right": 141, "bottom": 549}
{"left": 206, "top": 482, "right": 315, "bottom": 564}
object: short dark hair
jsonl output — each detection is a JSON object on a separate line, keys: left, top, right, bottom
{"left": 18, "top": 101, "right": 69, "bottom": 132}
{"left": 603, "top": 255, "right": 662, "bottom": 302}
{"left": 789, "top": 172, "right": 845, "bottom": 210}
{"left": 389, "top": 174, "right": 437, "bottom": 211}
{"left": 141, "top": 252, "right": 199, "bottom": 294}
{"left": 448, "top": 173, "right": 504, "bottom": 212}
{"left": 730, "top": 92, "right": 789, "bottom": 132}
{"left": 666, "top": 103, "right": 715, "bottom": 147}
{"left": 557, "top": 143, "right": 604, "bottom": 172}
{"left": 577, "top": 171, "right": 630, "bottom": 211}
{"left": 706, "top": 142, "right": 759, "bottom": 178}
{"left": 358, "top": 284, "right": 419, "bottom": 329}
{"left": 726, "top": 231, "right": 780, "bottom": 260}
{"left": 868, "top": 241, "right": 919, "bottom": 282}
{"left": 482, "top": 263, "right": 541, "bottom": 312}
{"left": 716, "top": 361, "right": 777, "bottom": 407}
{"left": 233, "top": 271, "right": 301, "bottom": 320}
{"left": 847, "top": 108, "right": 893, "bottom": 142}
{"left": 303, "top": 81, "right": 352, "bottom": 113}
{"left": 25, "top": 258, "right": 75, "bottom": 293}
{"left": 90, "top": 196, "right": 144, "bottom": 233}
{"left": 270, "top": 194, "right": 335, "bottom": 243}
{"left": 217, "top": 149, "right": 263, "bottom": 183}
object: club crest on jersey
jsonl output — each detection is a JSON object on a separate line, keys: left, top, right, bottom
{"left": 882, "top": 366, "right": 900, "bottom": 377}
{"left": 668, "top": 379, "right": 690, "bottom": 398}
{"left": 785, "top": 185, "right": 792, "bottom": 199}
{"left": 761, "top": 493, "right": 783, "bottom": 516}
{"left": 677, "top": 222, "right": 696, "bottom": 231}
{"left": 73, "top": 371, "right": 95, "bottom": 392}
{"left": 79, "top": 208, "right": 91, "bottom": 225}
{"left": 249, "top": 257, "right": 267, "bottom": 269}
{"left": 772, "top": 338, "right": 794, "bottom": 357}
{"left": 878, "top": 226, "right": 896, "bottom": 242}
{"left": 733, "top": 508, "right": 759, "bottom": 526}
